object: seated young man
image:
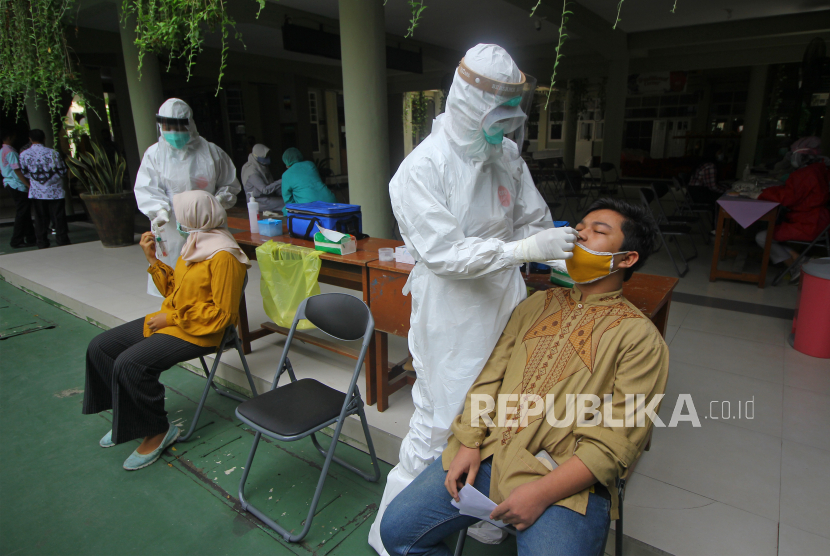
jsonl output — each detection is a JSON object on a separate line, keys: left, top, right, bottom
{"left": 380, "top": 198, "right": 669, "bottom": 556}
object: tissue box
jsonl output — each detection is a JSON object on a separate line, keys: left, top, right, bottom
{"left": 314, "top": 231, "right": 356, "bottom": 255}
{"left": 395, "top": 246, "right": 416, "bottom": 265}
{"left": 258, "top": 218, "right": 281, "bottom": 237}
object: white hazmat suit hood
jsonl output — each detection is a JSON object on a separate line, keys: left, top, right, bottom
{"left": 368, "top": 44, "right": 554, "bottom": 555}
{"left": 135, "top": 98, "right": 242, "bottom": 296}
{"left": 443, "top": 45, "right": 531, "bottom": 162}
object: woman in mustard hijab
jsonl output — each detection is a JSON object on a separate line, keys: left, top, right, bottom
{"left": 82, "top": 190, "right": 249, "bottom": 471}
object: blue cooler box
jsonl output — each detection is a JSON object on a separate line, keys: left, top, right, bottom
{"left": 284, "top": 201, "right": 363, "bottom": 240}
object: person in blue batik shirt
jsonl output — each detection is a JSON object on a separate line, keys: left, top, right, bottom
{"left": 19, "top": 129, "right": 70, "bottom": 249}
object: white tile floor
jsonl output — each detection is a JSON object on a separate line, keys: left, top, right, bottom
{"left": 1, "top": 235, "right": 828, "bottom": 556}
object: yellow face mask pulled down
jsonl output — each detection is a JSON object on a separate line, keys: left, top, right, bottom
{"left": 565, "top": 242, "right": 629, "bottom": 284}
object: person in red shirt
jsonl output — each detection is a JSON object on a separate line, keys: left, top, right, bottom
{"left": 754, "top": 161, "right": 830, "bottom": 282}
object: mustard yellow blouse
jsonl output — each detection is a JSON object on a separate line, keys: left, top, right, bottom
{"left": 144, "top": 251, "right": 247, "bottom": 348}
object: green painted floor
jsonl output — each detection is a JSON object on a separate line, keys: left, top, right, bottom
{"left": 0, "top": 280, "right": 526, "bottom": 556}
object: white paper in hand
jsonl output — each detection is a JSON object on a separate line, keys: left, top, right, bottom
{"left": 450, "top": 484, "right": 507, "bottom": 528}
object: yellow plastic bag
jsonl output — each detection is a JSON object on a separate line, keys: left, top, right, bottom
{"left": 256, "top": 241, "right": 322, "bottom": 330}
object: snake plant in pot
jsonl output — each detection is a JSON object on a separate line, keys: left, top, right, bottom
{"left": 67, "top": 142, "right": 135, "bottom": 247}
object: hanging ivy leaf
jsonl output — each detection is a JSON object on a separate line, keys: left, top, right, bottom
{"left": 120, "top": 0, "right": 266, "bottom": 95}
{"left": 0, "top": 0, "right": 84, "bottom": 139}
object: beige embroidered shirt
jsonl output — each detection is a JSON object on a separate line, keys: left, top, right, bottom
{"left": 441, "top": 286, "right": 669, "bottom": 520}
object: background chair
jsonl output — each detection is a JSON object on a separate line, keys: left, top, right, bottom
{"left": 640, "top": 187, "right": 697, "bottom": 277}
{"left": 649, "top": 182, "right": 709, "bottom": 245}
{"left": 178, "top": 272, "right": 258, "bottom": 442}
{"left": 599, "top": 162, "right": 620, "bottom": 195}
{"left": 553, "top": 169, "right": 588, "bottom": 223}
{"left": 772, "top": 221, "right": 830, "bottom": 285}
{"left": 671, "top": 176, "right": 712, "bottom": 232}
{"left": 235, "top": 293, "right": 380, "bottom": 542}
{"left": 578, "top": 165, "right": 602, "bottom": 203}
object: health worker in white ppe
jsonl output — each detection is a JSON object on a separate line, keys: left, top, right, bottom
{"left": 368, "top": 44, "right": 578, "bottom": 554}
{"left": 135, "top": 98, "right": 241, "bottom": 297}
{"left": 241, "top": 143, "right": 284, "bottom": 213}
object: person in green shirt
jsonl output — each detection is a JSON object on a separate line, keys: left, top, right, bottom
{"left": 281, "top": 147, "right": 336, "bottom": 206}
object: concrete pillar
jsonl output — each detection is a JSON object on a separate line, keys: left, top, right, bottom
{"left": 537, "top": 98, "right": 549, "bottom": 150}
{"left": 118, "top": 5, "right": 164, "bottom": 157}
{"left": 24, "top": 92, "right": 55, "bottom": 148}
{"left": 241, "top": 81, "right": 263, "bottom": 145}
{"left": 821, "top": 90, "right": 830, "bottom": 158}
{"left": 563, "top": 81, "right": 578, "bottom": 169}
{"left": 693, "top": 82, "right": 712, "bottom": 136}
{"left": 111, "top": 61, "right": 142, "bottom": 188}
{"left": 324, "top": 90, "right": 342, "bottom": 174}
{"left": 601, "top": 58, "right": 629, "bottom": 171}
{"left": 338, "top": 0, "right": 393, "bottom": 239}
{"left": 737, "top": 65, "right": 769, "bottom": 173}
{"left": 80, "top": 66, "right": 108, "bottom": 146}
{"left": 294, "top": 76, "right": 314, "bottom": 161}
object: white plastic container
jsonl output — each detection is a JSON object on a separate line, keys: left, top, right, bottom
{"left": 394, "top": 246, "right": 416, "bottom": 264}
{"left": 247, "top": 194, "right": 260, "bottom": 235}
{"left": 378, "top": 248, "right": 394, "bottom": 262}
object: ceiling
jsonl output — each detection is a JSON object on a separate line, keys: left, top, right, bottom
{"left": 578, "top": 0, "right": 830, "bottom": 32}
{"left": 71, "top": 0, "right": 830, "bottom": 78}
{"left": 276, "top": 0, "right": 565, "bottom": 52}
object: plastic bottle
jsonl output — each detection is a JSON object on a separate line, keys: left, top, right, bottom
{"left": 248, "top": 194, "right": 260, "bottom": 235}
{"left": 742, "top": 164, "right": 751, "bottom": 182}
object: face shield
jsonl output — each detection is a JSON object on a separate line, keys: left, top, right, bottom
{"left": 457, "top": 58, "right": 536, "bottom": 156}
{"left": 157, "top": 115, "right": 190, "bottom": 150}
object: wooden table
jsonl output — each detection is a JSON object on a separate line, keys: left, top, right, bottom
{"left": 367, "top": 261, "right": 678, "bottom": 411}
{"left": 233, "top": 229, "right": 403, "bottom": 405}
{"left": 709, "top": 201, "right": 779, "bottom": 288}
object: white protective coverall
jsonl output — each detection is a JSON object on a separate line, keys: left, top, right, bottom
{"left": 135, "top": 98, "right": 241, "bottom": 296}
{"left": 241, "top": 143, "right": 283, "bottom": 213}
{"left": 369, "top": 44, "right": 576, "bottom": 554}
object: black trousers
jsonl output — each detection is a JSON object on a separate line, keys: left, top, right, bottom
{"left": 82, "top": 318, "right": 215, "bottom": 444}
{"left": 9, "top": 188, "right": 35, "bottom": 247}
{"left": 32, "top": 198, "right": 70, "bottom": 248}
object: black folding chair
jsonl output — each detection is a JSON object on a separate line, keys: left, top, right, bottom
{"left": 235, "top": 293, "right": 380, "bottom": 542}
{"left": 178, "top": 273, "right": 258, "bottom": 442}
{"left": 600, "top": 162, "right": 620, "bottom": 194}
{"left": 553, "top": 169, "right": 588, "bottom": 222}
{"left": 649, "top": 182, "right": 709, "bottom": 245}
{"left": 578, "top": 165, "right": 602, "bottom": 203}
{"left": 640, "top": 187, "right": 697, "bottom": 277}
{"left": 772, "top": 221, "right": 830, "bottom": 286}
{"left": 670, "top": 176, "right": 712, "bottom": 231}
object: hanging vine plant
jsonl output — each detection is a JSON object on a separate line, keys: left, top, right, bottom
{"left": 0, "top": 0, "right": 84, "bottom": 139}
{"left": 120, "top": 0, "right": 266, "bottom": 95}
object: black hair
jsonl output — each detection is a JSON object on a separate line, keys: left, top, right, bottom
{"left": 29, "top": 129, "right": 46, "bottom": 143}
{"left": 1, "top": 128, "right": 15, "bottom": 141}
{"left": 581, "top": 197, "right": 659, "bottom": 281}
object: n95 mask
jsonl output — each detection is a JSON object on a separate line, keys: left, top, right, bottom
{"left": 565, "top": 243, "right": 629, "bottom": 284}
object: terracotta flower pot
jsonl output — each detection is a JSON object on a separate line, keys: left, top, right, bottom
{"left": 80, "top": 192, "right": 135, "bottom": 247}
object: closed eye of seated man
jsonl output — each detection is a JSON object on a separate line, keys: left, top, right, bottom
{"left": 379, "top": 198, "right": 670, "bottom": 556}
